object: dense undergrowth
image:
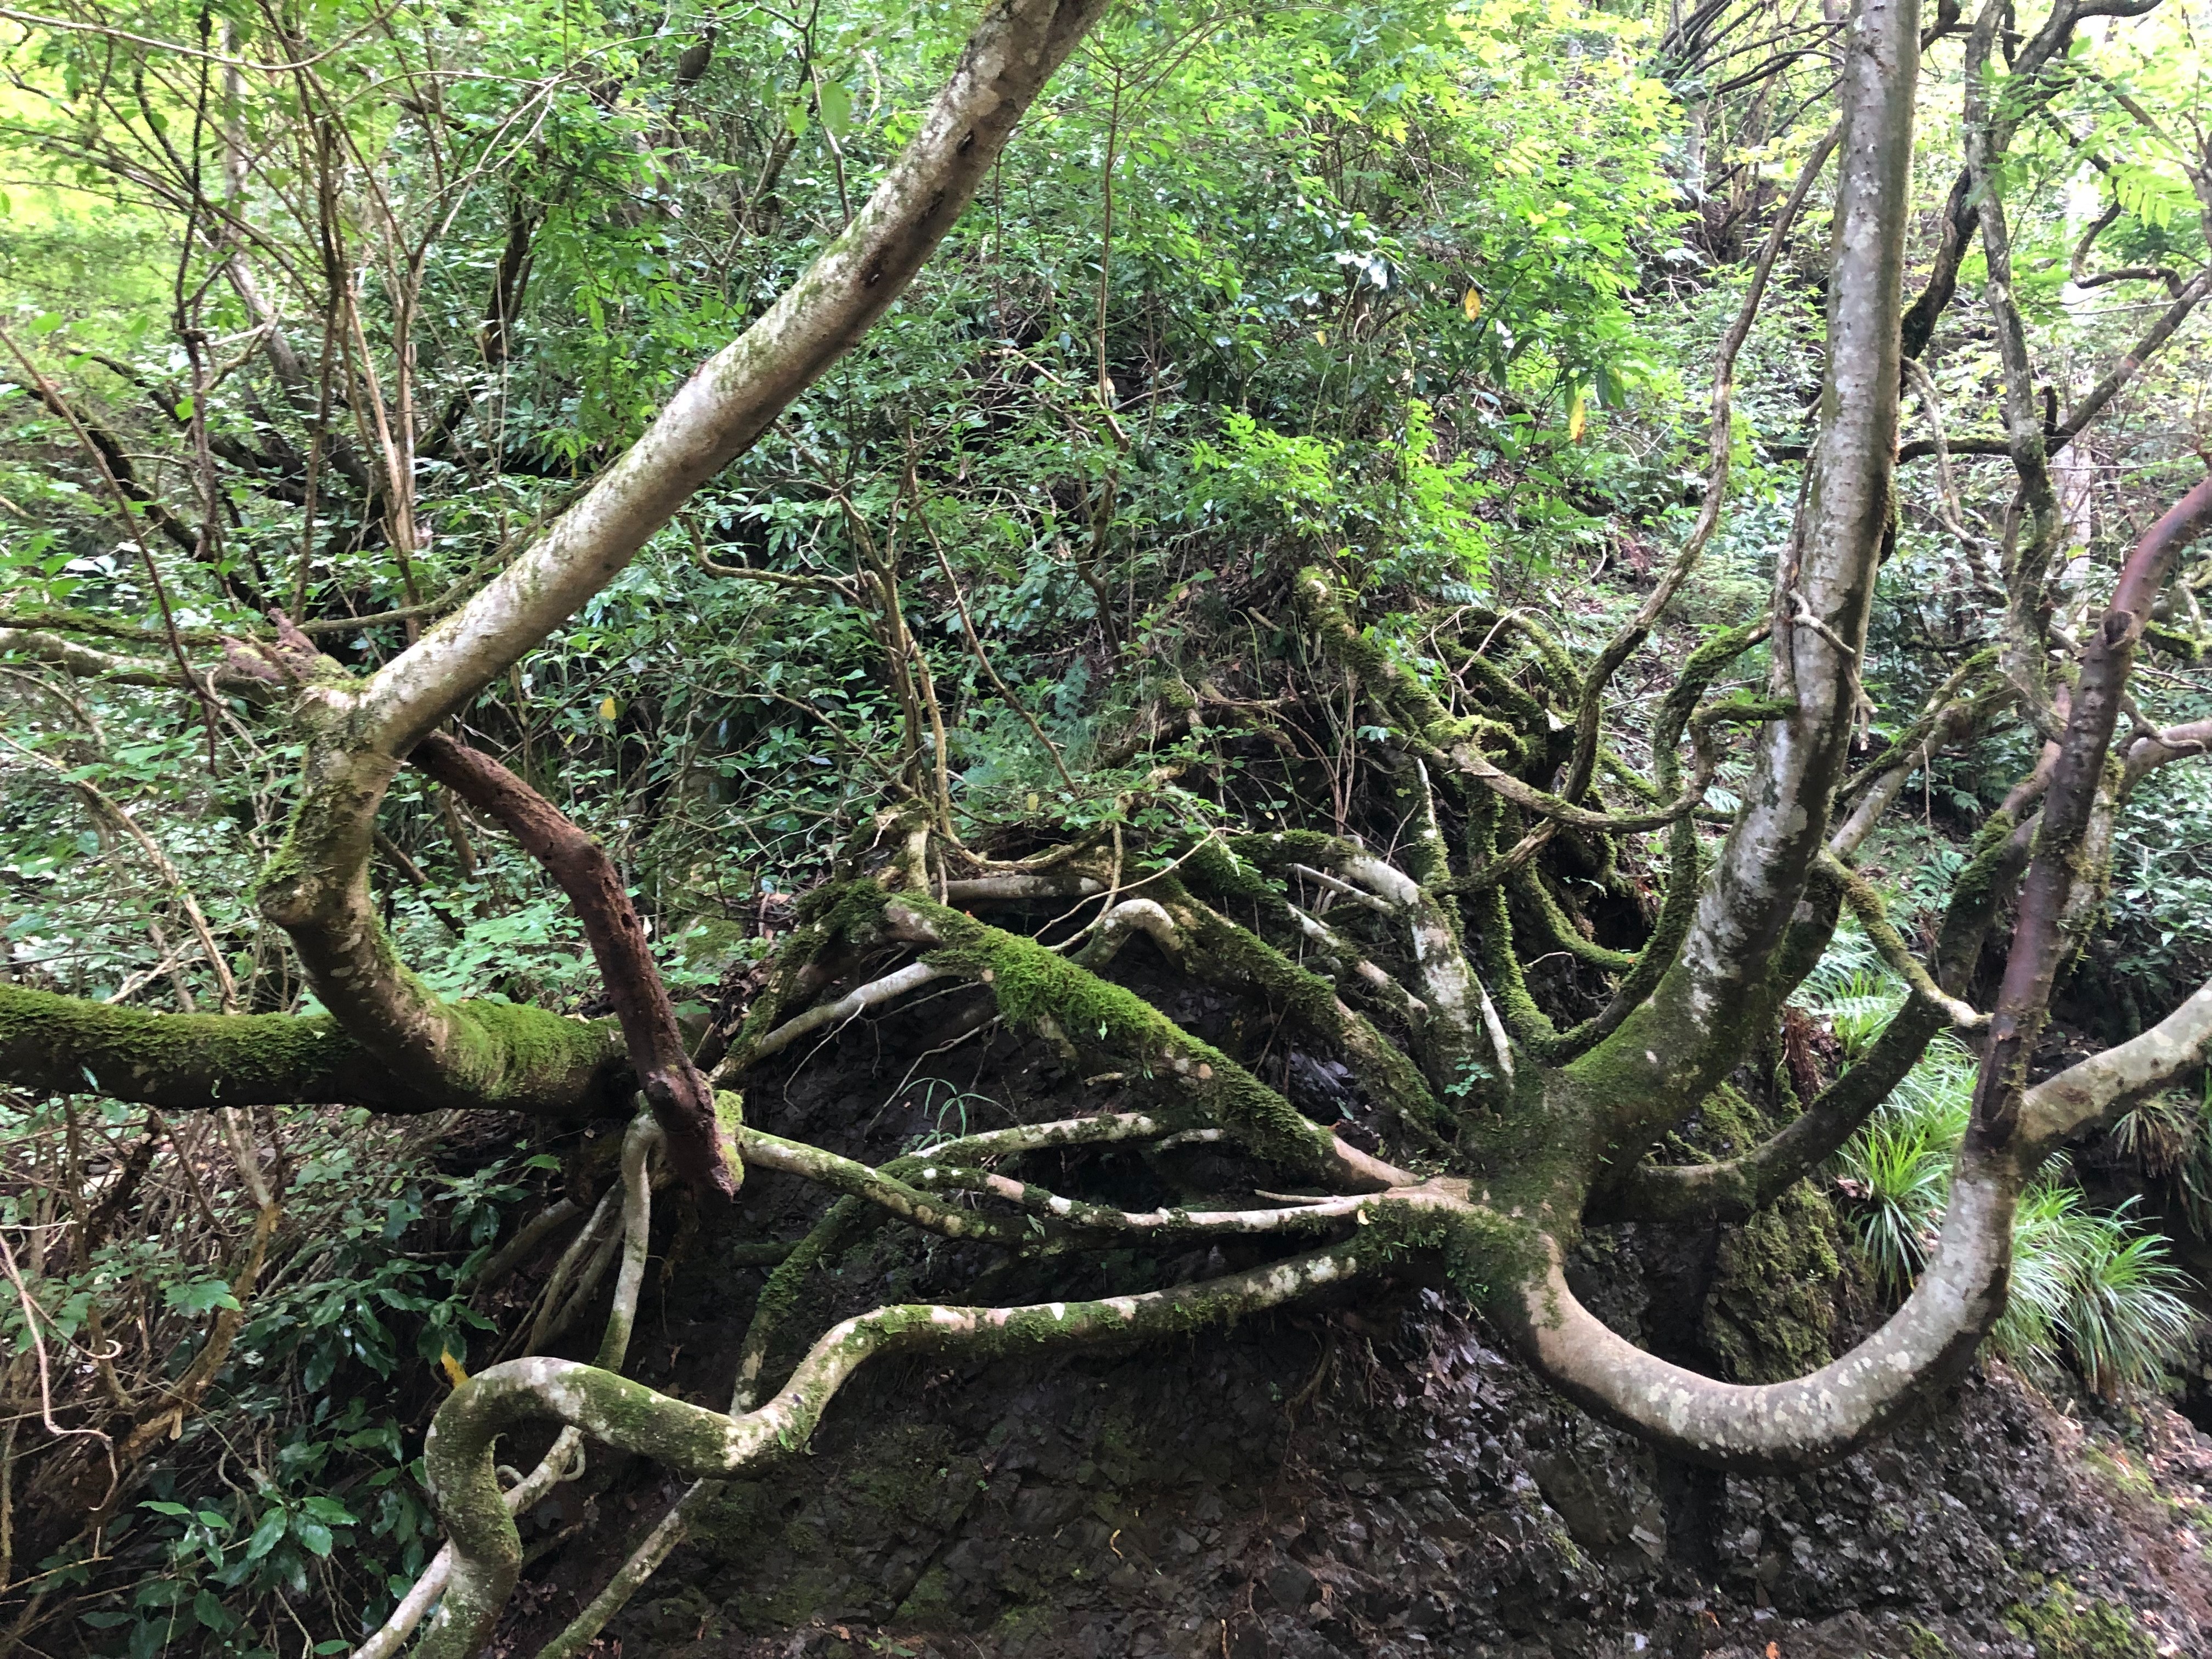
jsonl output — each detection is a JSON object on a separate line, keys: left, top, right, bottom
{"left": 2, "top": 0, "right": 2211, "bottom": 1651}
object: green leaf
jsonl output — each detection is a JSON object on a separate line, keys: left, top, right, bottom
{"left": 165, "top": 1279, "right": 241, "bottom": 1315}
{"left": 244, "top": 1509, "right": 289, "bottom": 1561}
{"left": 27, "top": 312, "right": 64, "bottom": 337}
{"left": 817, "top": 80, "right": 853, "bottom": 138}
{"left": 191, "top": 1589, "right": 231, "bottom": 1632}
{"left": 293, "top": 1517, "right": 335, "bottom": 1558}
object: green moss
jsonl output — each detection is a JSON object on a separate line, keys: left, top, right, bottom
{"left": 1178, "top": 836, "right": 1277, "bottom": 902}
{"left": 2003, "top": 1580, "right": 2157, "bottom": 1659}
{"left": 894, "top": 897, "right": 1341, "bottom": 1176}
{"left": 1449, "top": 1063, "right": 1600, "bottom": 1234}
{"left": 991, "top": 1605, "right": 1061, "bottom": 1645}
{"left": 1699, "top": 1184, "right": 1843, "bottom": 1383}
{"left": 1438, "top": 638, "right": 1545, "bottom": 729}
{"left": 1665, "top": 1081, "right": 1774, "bottom": 1163}
{"left": 2079, "top": 1444, "right": 2158, "bottom": 1501}
{"left": 1466, "top": 835, "right": 1557, "bottom": 1048}
{"left": 442, "top": 996, "right": 628, "bottom": 1108}
{"left": 1294, "top": 566, "right": 1524, "bottom": 763}
{"left": 2140, "top": 620, "right": 2203, "bottom": 662}
{"left": 1154, "top": 878, "right": 1452, "bottom": 1138}
{"left": 0, "top": 982, "right": 623, "bottom": 1114}
{"left": 1515, "top": 868, "right": 1635, "bottom": 974}
{"left": 720, "top": 882, "right": 893, "bottom": 1066}
{"left": 1223, "top": 828, "right": 1361, "bottom": 874}
{"left": 895, "top": 1563, "right": 961, "bottom": 1627}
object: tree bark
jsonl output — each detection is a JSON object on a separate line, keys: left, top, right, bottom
{"left": 1572, "top": 0, "right": 1920, "bottom": 1156}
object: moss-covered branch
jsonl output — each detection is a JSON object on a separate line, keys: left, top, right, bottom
{"left": 1293, "top": 568, "right": 1526, "bottom": 765}
{"left": 1140, "top": 876, "right": 1456, "bottom": 1144}
{"left": 873, "top": 893, "right": 1407, "bottom": 1187}
{"left": 1817, "top": 850, "right": 1987, "bottom": 1029}
{"left": 1513, "top": 868, "right": 1636, "bottom": 975}
{"left": 419, "top": 1244, "right": 1381, "bottom": 1659}
{"left": 1448, "top": 690, "right": 1788, "bottom": 833}
{"left": 0, "top": 983, "right": 627, "bottom": 1116}
{"left": 1216, "top": 826, "right": 1486, "bottom": 1104}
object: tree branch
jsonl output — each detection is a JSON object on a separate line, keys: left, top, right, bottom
{"left": 0, "top": 983, "right": 624, "bottom": 1115}
{"left": 409, "top": 734, "right": 737, "bottom": 1197}
{"left": 418, "top": 1245, "right": 1373, "bottom": 1659}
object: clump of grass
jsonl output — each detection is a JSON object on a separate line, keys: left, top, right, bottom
{"left": 2108, "top": 1077, "right": 2212, "bottom": 1235}
{"left": 1802, "top": 932, "right": 2200, "bottom": 1397}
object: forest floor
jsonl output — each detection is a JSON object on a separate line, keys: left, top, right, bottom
{"left": 469, "top": 1001, "right": 2212, "bottom": 1659}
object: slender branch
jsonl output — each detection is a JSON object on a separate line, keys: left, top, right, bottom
{"left": 1554, "top": 120, "right": 1841, "bottom": 806}
{"left": 1971, "top": 474, "right": 2212, "bottom": 1144}
{"left": 410, "top": 734, "right": 736, "bottom": 1195}
{"left": 742, "top": 961, "right": 944, "bottom": 1063}
{"left": 1817, "top": 850, "right": 1986, "bottom": 1029}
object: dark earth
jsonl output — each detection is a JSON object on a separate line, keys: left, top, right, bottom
{"left": 483, "top": 977, "right": 2212, "bottom": 1659}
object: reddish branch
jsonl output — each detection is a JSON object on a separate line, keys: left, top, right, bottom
{"left": 1971, "top": 473, "right": 2212, "bottom": 1144}
{"left": 409, "top": 734, "right": 736, "bottom": 1198}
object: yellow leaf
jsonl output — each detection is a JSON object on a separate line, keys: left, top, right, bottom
{"left": 438, "top": 1351, "right": 470, "bottom": 1389}
{"left": 598, "top": 695, "right": 618, "bottom": 720}
{"left": 1461, "top": 286, "right": 1482, "bottom": 320}
{"left": 1315, "top": 330, "right": 1327, "bottom": 346}
{"left": 1566, "top": 393, "right": 1587, "bottom": 442}
{"left": 1025, "top": 792, "right": 1040, "bottom": 814}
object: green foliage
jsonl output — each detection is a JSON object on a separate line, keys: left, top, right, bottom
{"left": 2108, "top": 764, "right": 2212, "bottom": 1006}
{"left": 2, "top": 0, "right": 2210, "bottom": 1644}
{"left": 0, "top": 1088, "right": 549, "bottom": 1654}
{"left": 1996, "top": 1187, "right": 2198, "bottom": 1397}
{"left": 2107, "top": 1080, "right": 2212, "bottom": 1235}
{"left": 1187, "top": 399, "right": 1500, "bottom": 594}
{"left": 1805, "top": 945, "right": 2199, "bottom": 1397}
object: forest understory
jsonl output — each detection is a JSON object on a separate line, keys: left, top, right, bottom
{"left": 6, "top": 0, "right": 2212, "bottom": 1655}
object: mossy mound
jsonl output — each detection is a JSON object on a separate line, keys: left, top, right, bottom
{"left": 2004, "top": 1578, "right": 2158, "bottom": 1659}
{"left": 1700, "top": 1183, "right": 1844, "bottom": 1383}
